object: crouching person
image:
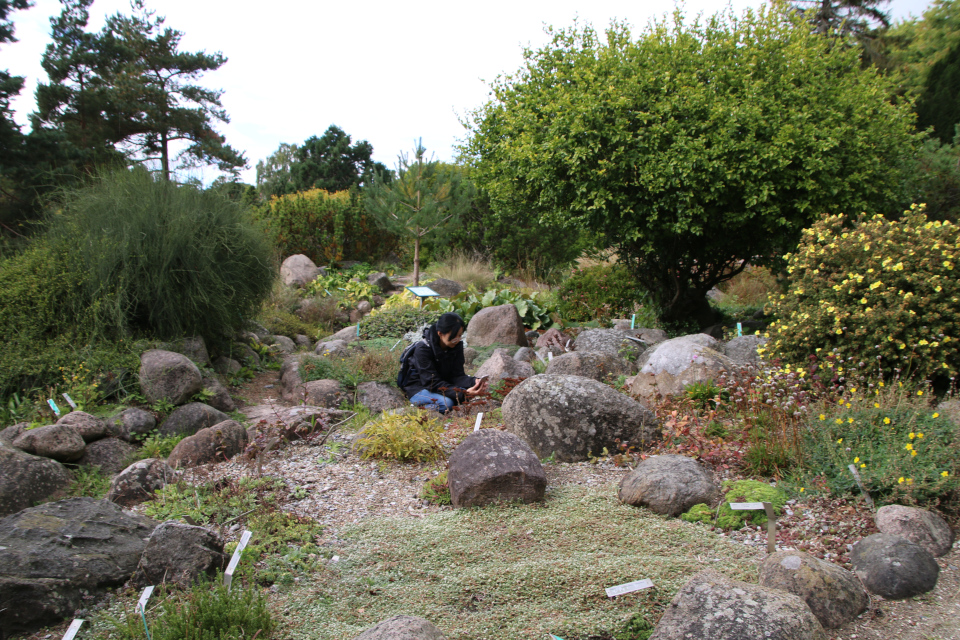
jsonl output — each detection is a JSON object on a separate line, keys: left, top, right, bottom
{"left": 401, "top": 313, "right": 487, "bottom": 413}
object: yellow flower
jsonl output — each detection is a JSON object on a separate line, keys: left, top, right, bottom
{"left": 898, "top": 477, "right": 905, "bottom": 484}
{"left": 874, "top": 403, "right": 880, "bottom": 408}
{"left": 917, "top": 433, "right": 924, "bottom": 439}
{"left": 835, "top": 419, "right": 843, "bottom": 425}
{"left": 884, "top": 417, "right": 891, "bottom": 424}
{"left": 905, "top": 443, "right": 913, "bottom": 451}
{"left": 943, "top": 471, "right": 950, "bottom": 478}
{"left": 917, "top": 390, "right": 923, "bottom": 396}
{"left": 848, "top": 417, "right": 854, "bottom": 423}
{"left": 819, "top": 414, "right": 826, "bottom": 421}
{"left": 846, "top": 404, "right": 852, "bottom": 409}
{"left": 854, "top": 457, "right": 860, "bottom": 463}
{"left": 906, "top": 478, "right": 914, "bottom": 485}
{"left": 911, "top": 450, "right": 918, "bottom": 457}
{"left": 933, "top": 412, "right": 940, "bottom": 418}
{"left": 860, "top": 463, "right": 866, "bottom": 468}
{"left": 909, "top": 432, "right": 916, "bottom": 440}
{"left": 800, "top": 487, "right": 805, "bottom": 492}
{"left": 837, "top": 400, "right": 844, "bottom": 406}
{"left": 837, "top": 438, "right": 843, "bottom": 444}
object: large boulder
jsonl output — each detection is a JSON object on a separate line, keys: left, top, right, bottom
{"left": 109, "top": 407, "right": 157, "bottom": 442}
{"left": 212, "top": 356, "right": 242, "bottom": 376}
{"left": 0, "top": 443, "right": 72, "bottom": 516}
{"left": 106, "top": 458, "right": 176, "bottom": 507}
{"left": 368, "top": 272, "right": 394, "bottom": 292}
{"left": 545, "top": 351, "right": 635, "bottom": 382}
{"left": 724, "top": 334, "right": 767, "bottom": 365}
{"left": 319, "top": 325, "right": 361, "bottom": 344}
{"left": 132, "top": 522, "right": 227, "bottom": 589}
{"left": 649, "top": 569, "right": 826, "bottom": 640}
{"left": 139, "top": 349, "right": 204, "bottom": 405}
{"left": 875, "top": 504, "right": 954, "bottom": 557}
{"left": 164, "top": 335, "right": 211, "bottom": 367}
{"left": 12, "top": 424, "right": 85, "bottom": 462}
{"left": 243, "top": 405, "right": 348, "bottom": 442}
{"left": 502, "top": 374, "right": 660, "bottom": 462}
{"left": 618, "top": 454, "right": 719, "bottom": 517}
{"left": 631, "top": 334, "right": 731, "bottom": 401}
{"left": 201, "top": 375, "right": 236, "bottom": 413}
{"left": 0, "top": 422, "right": 27, "bottom": 445}
{"left": 315, "top": 339, "right": 351, "bottom": 358}
{"left": 465, "top": 304, "right": 528, "bottom": 348}
{"left": 357, "top": 381, "right": 407, "bottom": 413}
{"left": 423, "top": 278, "right": 463, "bottom": 297}
{"left": 474, "top": 349, "right": 535, "bottom": 383}
{"left": 354, "top": 615, "right": 447, "bottom": 640}
{"left": 56, "top": 411, "right": 108, "bottom": 443}
{"left": 850, "top": 533, "right": 940, "bottom": 599}
{"left": 0, "top": 498, "right": 156, "bottom": 635}
{"left": 158, "top": 402, "right": 229, "bottom": 437}
{"left": 303, "top": 379, "right": 344, "bottom": 408}
{"left": 77, "top": 437, "right": 137, "bottom": 475}
{"left": 760, "top": 550, "right": 869, "bottom": 629}
{"left": 537, "top": 327, "right": 572, "bottom": 351}
{"left": 281, "top": 254, "right": 322, "bottom": 287}
{"left": 448, "top": 430, "right": 547, "bottom": 508}
{"left": 167, "top": 420, "right": 248, "bottom": 469}
{"left": 574, "top": 328, "right": 644, "bottom": 360}
{"left": 270, "top": 334, "right": 297, "bottom": 354}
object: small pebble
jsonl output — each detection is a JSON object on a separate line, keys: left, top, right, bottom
{"left": 264, "top": 384, "right": 275, "bottom": 389}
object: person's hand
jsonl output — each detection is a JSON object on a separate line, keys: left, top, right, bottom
{"left": 465, "top": 378, "right": 488, "bottom": 397}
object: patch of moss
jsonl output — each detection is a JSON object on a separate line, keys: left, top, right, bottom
{"left": 721, "top": 480, "right": 788, "bottom": 528}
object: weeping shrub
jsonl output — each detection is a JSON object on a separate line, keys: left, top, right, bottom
{"left": 49, "top": 169, "right": 276, "bottom": 343}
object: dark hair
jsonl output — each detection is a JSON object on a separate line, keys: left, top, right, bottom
{"left": 436, "top": 312, "right": 465, "bottom": 335}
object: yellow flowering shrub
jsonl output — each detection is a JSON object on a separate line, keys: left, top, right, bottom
{"left": 765, "top": 206, "right": 960, "bottom": 382}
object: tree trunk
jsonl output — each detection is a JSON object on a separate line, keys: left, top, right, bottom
{"left": 413, "top": 236, "right": 421, "bottom": 286}
{"left": 658, "top": 287, "right": 719, "bottom": 330}
{"left": 161, "top": 130, "right": 169, "bottom": 182}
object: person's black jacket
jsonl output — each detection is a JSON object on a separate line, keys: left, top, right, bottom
{"left": 402, "top": 324, "right": 475, "bottom": 404}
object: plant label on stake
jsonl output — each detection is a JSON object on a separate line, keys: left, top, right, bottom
{"left": 47, "top": 399, "right": 61, "bottom": 417}
{"left": 137, "top": 585, "right": 155, "bottom": 640}
{"left": 730, "top": 502, "right": 777, "bottom": 554}
{"left": 631, "top": 314, "right": 636, "bottom": 330}
{"left": 549, "top": 635, "right": 567, "bottom": 640}
{"left": 61, "top": 393, "right": 77, "bottom": 410}
{"left": 474, "top": 412, "right": 483, "bottom": 432}
{"left": 605, "top": 578, "right": 654, "bottom": 598}
{"left": 548, "top": 352, "right": 553, "bottom": 362}
{"left": 847, "top": 464, "right": 875, "bottom": 510}
{"left": 737, "top": 322, "right": 742, "bottom": 337}
{"left": 61, "top": 619, "right": 84, "bottom": 640}
{"left": 224, "top": 530, "right": 252, "bottom": 590}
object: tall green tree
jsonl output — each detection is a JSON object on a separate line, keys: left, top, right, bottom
{"left": 792, "top": 0, "right": 890, "bottom": 36}
{"left": 256, "top": 142, "right": 297, "bottom": 199}
{"left": 365, "top": 142, "right": 471, "bottom": 285}
{"left": 0, "top": 0, "right": 33, "bottom": 224}
{"left": 291, "top": 125, "right": 388, "bottom": 193}
{"left": 101, "top": 1, "right": 245, "bottom": 180}
{"left": 463, "top": 8, "right": 921, "bottom": 327}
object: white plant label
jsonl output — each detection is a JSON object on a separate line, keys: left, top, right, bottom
{"left": 224, "top": 530, "right": 252, "bottom": 589}
{"left": 474, "top": 413, "right": 483, "bottom": 432}
{"left": 847, "top": 464, "right": 875, "bottom": 509}
{"left": 62, "top": 619, "right": 84, "bottom": 640}
{"left": 605, "top": 578, "right": 654, "bottom": 598}
{"left": 61, "top": 393, "right": 77, "bottom": 409}
{"left": 548, "top": 352, "right": 553, "bottom": 362}
{"left": 729, "top": 502, "right": 765, "bottom": 510}
{"left": 137, "top": 585, "right": 155, "bottom": 613}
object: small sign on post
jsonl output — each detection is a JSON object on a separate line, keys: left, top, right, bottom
{"left": 137, "top": 585, "right": 155, "bottom": 640}
{"left": 730, "top": 502, "right": 777, "bottom": 554}
{"left": 630, "top": 314, "right": 636, "bottom": 330}
{"left": 605, "top": 578, "right": 655, "bottom": 598}
{"left": 61, "top": 393, "right": 77, "bottom": 410}
{"left": 474, "top": 412, "right": 483, "bottom": 432}
{"left": 405, "top": 286, "right": 441, "bottom": 310}
{"left": 547, "top": 352, "right": 553, "bottom": 362}
{"left": 224, "top": 530, "right": 252, "bottom": 590}
{"left": 736, "top": 322, "right": 743, "bottom": 337}
{"left": 847, "top": 464, "right": 875, "bottom": 510}
{"left": 62, "top": 619, "right": 84, "bottom": 640}
{"left": 47, "top": 399, "right": 61, "bottom": 417}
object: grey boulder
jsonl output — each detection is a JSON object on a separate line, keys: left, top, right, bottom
{"left": 618, "top": 454, "right": 719, "bottom": 517}
{"left": 212, "top": 356, "right": 242, "bottom": 376}
{"left": 109, "top": 407, "right": 157, "bottom": 442}
{"left": 132, "top": 521, "right": 227, "bottom": 589}
{"left": 139, "top": 349, "right": 204, "bottom": 405}
{"left": 354, "top": 615, "right": 446, "bottom": 640}
{"left": 546, "top": 351, "right": 635, "bottom": 381}
{"left": 315, "top": 339, "right": 350, "bottom": 358}
{"left": 357, "top": 381, "right": 407, "bottom": 413}
{"left": 0, "top": 498, "right": 156, "bottom": 635}
{"left": 12, "top": 424, "right": 85, "bottom": 462}
{"left": 448, "top": 430, "right": 546, "bottom": 508}
{"left": 56, "top": 411, "right": 108, "bottom": 443}
{"left": 759, "top": 550, "right": 869, "bottom": 629}
{"left": 875, "top": 504, "right": 954, "bottom": 557}
{"left": 423, "top": 278, "right": 463, "bottom": 297}
{"left": 303, "top": 379, "right": 344, "bottom": 408}
{"left": 850, "top": 533, "right": 940, "bottom": 599}
{"left": 281, "top": 253, "right": 322, "bottom": 287}
{"left": 158, "top": 402, "right": 229, "bottom": 437}
{"left": 649, "top": 569, "right": 826, "bottom": 640}
{"left": 107, "top": 458, "right": 176, "bottom": 507}
{"left": 0, "top": 443, "right": 72, "bottom": 516}
{"left": 474, "top": 348, "right": 535, "bottom": 383}
{"left": 271, "top": 334, "right": 297, "bottom": 354}
{"left": 77, "top": 437, "right": 137, "bottom": 475}
{"left": 164, "top": 335, "right": 211, "bottom": 367}
{"left": 574, "top": 328, "right": 644, "bottom": 359}
{"left": 465, "top": 304, "right": 529, "bottom": 348}
{"left": 167, "top": 420, "right": 248, "bottom": 469}
{"left": 368, "top": 272, "right": 395, "bottom": 292}
{"left": 631, "top": 334, "right": 731, "bottom": 400}
{"left": 502, "top": 374, "right": 660, "bottom": 462}
{"left": 201, "top": 375, "right": 236, "bottom": 412}
{"left": 724, "top": 334, "right": 767, "bottom": 365}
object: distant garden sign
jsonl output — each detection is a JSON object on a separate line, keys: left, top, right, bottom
{"left": 406, "top": 286, "right": 440, "bottom": 310}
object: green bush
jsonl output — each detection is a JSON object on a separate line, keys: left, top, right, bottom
{"left": 360, "top": 306, "right": 434, "bottom": 340}
{"left": 300, "top": 349, "right": 397, "bottom": 388}
{"left": 261, "top": 310, "right": 315, "bottom": 339}
{"left": 354, "top": 410, "right": 446, "bottom": 463}
{"left": 49, "top": 169, "right": 276, "bottom": 345}
{"left": 764, "top": 207, "right": 960, "bottom": 383}
{"left": 793, "top": 404, "right": 958, "bottom": 508}
{"left": 557, "top": 264, "right": 655, "bottom": 324}
{"left": 424, "top": 287, "right": 559, "bottom": 330}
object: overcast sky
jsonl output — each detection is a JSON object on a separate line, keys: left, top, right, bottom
{"left": 4, "top": 0, "right": 933, "bottom": 185}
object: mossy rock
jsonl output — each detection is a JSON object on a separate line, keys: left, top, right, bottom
{"left": 681, "top": 480, "right": 788, "bottom": 530}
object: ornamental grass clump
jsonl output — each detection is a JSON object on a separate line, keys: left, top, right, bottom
{"left": 765, "top": 206, "right": 960, "bottom": 383}
{"left": 354, "top": 409, "right": 446, "bottom": 462}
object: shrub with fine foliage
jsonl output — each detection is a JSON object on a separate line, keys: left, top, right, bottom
{"left": 765, "top": 207, "right": 960, "bottom": 382}
{"left": 557, "top": 264, "right": 653, "bottom": 323}
{"left": 50, "top": 169, "right": 275, "bottom": 343}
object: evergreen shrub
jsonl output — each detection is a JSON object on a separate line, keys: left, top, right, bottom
{"left": 557, "top": 264, "right": 654, "bottom": 323}
{"left": 764, "top": 207, "right": 960, "bottom": 382}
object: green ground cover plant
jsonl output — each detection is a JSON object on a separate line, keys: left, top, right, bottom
{"left": 300, "top": 348, "right": 398, "bottom": 389}
{"left": 360, "top": 306, "right": 434, "bottom": 340}
{"left": 420, "top": 471, "right": 451, "bottom": 505}
{"left": 66, "top": 465, "right": 112, "bottom": 498}
{"left": 274, "top": 483, "right": 759, "bottom": 640}
{"left": 127, "top": 431, "right": 186, "bottom": 462}
{"left": 681, "top": 480, "right": 788, "bottom": 529}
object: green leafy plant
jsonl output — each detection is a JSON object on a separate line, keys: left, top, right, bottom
{"left": 149, "top": 398, "right": 176, "bottom": 415}
{"left": 765, "top": 207, "right": 960, "bottom": 383}
{"left": 424, "top": 287, "right": 559, "bottom": 330}
{"left": 354, "top": 409, "right": 446, "bottom": 463}
{"left": 684, "top": 380, "right": 727, "bottom": 410}
{"left": 615, "top": 613, "right": 654, "bottom": 640}
{"left": 420, "top": 470, "right": 451, "bottom": 505}
{"left": 68, "top": 465, "right": 111, "bottom": 498}
{"left": 703, "top": 420, "right": 729, "bottom": 439}
{"left": 360, "top": 306, "right": 433, "bottom": 340}
{"left": 558, "top": 264, "right": 654, "bottom": 324}
{"left": 300, "top": 349, "right": 398, "bottom": 389}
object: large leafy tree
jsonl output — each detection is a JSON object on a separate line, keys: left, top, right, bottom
{"left": 365, "top": 143, "right": 471, "bottom": 285}
{"left": 463, "top": 8, "right": 921, "bottom": 326}
{"left": 256, "top": 142, "right": 297, "bottom": 199}
{"left": 0, "top": 0, "right": 33, "bottom": 223}
{"left": 291, "top": 125, "right": 388, "bottom": 193}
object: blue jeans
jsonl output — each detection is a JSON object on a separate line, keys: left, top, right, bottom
{"left": 409, "top": 389, "right": 454, "bottom": 414}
